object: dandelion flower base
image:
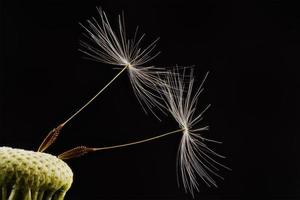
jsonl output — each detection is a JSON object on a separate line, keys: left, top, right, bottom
{"left": 0, "top": 147, "right": 73, "bottom": 200}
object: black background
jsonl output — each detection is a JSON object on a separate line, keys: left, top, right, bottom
{"left": 1, "top": 0, "right": 299, "bottom": 199}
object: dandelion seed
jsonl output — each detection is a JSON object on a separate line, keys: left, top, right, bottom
{"left": 79, "top": 7, "right": 167, "bottom": 118}
{"left": 79, "top": 7, "right": 160, "bottom": 67}
{"left": 160, "top": 68, "right": 230, "bottom": 196}
{"left": 2, "top": 6, "right": 230, "bottom": 200}
{"left": 56, "top": 67, "right": 230, "bottom": 197}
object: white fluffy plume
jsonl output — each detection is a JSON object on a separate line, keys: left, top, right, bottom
{"left": 161, "top": 68, "right": 229, "bottom": 196}
{"left": 79, "top": 8, "right": 166, "bottom": 116}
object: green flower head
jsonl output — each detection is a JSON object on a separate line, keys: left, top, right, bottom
{"left": 0, "top": 147, "right": 73, "bottom": 200}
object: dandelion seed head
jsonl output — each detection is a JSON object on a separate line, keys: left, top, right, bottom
{"left": 79, "top": 7, "right": 160, "bottom": 68}
{"left": 161, "top": 68, "right": 229, "bottom": 197}
{"left": 80, "top": 7, "right": 167, "bottom": 117}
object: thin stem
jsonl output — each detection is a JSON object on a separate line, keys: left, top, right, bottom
{"left": 61, "top": 65, "right": 128, "bottom": 126}
{"left": 92, "top": 128, "right": 184, "bottom": 151}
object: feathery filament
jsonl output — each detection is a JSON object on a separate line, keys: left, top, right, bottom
{"left": 161, "top": 68, "right": 229, "bottom": 196}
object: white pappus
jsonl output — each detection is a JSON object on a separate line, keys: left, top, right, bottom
{"left": 160, "top": 68, "right": 230, "bottom": 196}
{"left": 79, "top": 7, "right": 167, "bottom": 117}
